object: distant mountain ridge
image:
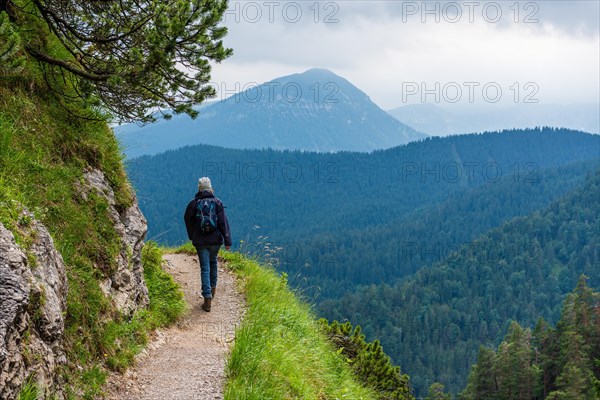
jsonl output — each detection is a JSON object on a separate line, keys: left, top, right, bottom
{"left": 126, "top": 128, "right": 600, "bottom": 248}
{"left": 388, "top": 103, "right": 600, "bottom": 136}
{"left": 116, "top": 68, "right": 426, "bottom": 157}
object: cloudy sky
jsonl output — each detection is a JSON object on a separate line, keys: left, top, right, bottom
{"left": 208, "top": 0, "right": 600, "bottom": 112}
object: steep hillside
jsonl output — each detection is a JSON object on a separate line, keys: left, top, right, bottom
{"left": 216, "top": 249, "right": 413, "bottom": 400}
{"left": 321, "top": 171, "right": 600, "bottom": 395}
{"left": 0, "top": 45, "right": 184, "bottom": 400}
{"left": 116, "top": 68, "right": 426, "bottom": 156}
{"left": 285, "top": 159, "right": 599, "bottom": 298}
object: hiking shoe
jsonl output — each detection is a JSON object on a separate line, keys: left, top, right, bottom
{"left": 202, "top": 298, "right": 212, "bottom": 312}
{"left": 211, "top": 287, "right": 216, "bottom": 299}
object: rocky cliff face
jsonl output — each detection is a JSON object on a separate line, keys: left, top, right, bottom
{"left": 79, "top": 168, "right": 149, "bottom": 314}
{"left": 0, "top": 168, "right": 149, "bottom": 399}
{"left": 0, "top": 211, "right": 68, "bottom": 399}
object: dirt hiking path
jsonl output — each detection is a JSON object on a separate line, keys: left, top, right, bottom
{"left": 105, "top": 253, "right": 244, "bottom": 400}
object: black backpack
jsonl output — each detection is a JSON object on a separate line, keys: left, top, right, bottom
{"left": 195, "top": 198, "right": 218, "bottom": 234}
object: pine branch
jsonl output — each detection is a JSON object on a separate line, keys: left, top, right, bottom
{"left": 25, "top": 46, "right": 110, "bottom": 81}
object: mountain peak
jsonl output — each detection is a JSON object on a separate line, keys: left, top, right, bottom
{"left": 117, "top": 69, "right": 426, "bottom": 156}
{"left": 272, "top": 68, "right": 345, "bottom": 86}
{"left": 300, "top": 67, "right": 338, "bottom": 77}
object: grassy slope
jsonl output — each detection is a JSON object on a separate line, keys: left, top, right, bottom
{"left": 222, "top": 251, "right": 376, "bottom": 399}
{"left": 0, "top": 70, "right": 185, "bottom": 398}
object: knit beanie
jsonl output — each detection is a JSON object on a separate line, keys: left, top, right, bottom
{"left": 198, "top": 177, "right": 213, "bottom": 192}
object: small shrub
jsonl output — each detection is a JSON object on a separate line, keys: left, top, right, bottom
{"left": 319, "top": 320, "right": 415, "bottom": 400}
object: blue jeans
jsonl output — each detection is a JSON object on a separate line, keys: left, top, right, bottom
{"left": 196, "top": 245, "right": 220, "bottom": 299}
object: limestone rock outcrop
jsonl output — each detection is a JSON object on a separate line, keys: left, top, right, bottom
{"left": 1, "top": 169, "right": 149, "bottom": 398}
{"left": 0, "top": 212, "right": 68, "bottom": 399}
{"left": 78, "top": 168, "right": 149, "bottom": 314}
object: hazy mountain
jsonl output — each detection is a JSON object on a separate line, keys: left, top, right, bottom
{"left": 116, "top": 69, "right": 426, "bottom": 158}
{"left": 388, "top": 103, "right": 600, "bottom": 136}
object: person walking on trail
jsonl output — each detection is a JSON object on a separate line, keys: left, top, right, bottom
{"left": 184, "top": 177, "right": 232, "bottom": 312}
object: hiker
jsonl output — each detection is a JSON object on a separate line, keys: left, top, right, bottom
{"left": 184, "top": 177, "right": 232, "bottom": 312}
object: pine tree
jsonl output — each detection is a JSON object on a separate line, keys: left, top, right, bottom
{"left": 0, "top": 0, "right": 231, "bottom": 122}
{"left": 462, "top": 276, "right": 600, "bottom": 399}
{"left": 425, "top": 382, "right": 451, "bottom": 400}
{"left": 532, "top": 317, "right": 560, "bottom": 398}
{"left": 320, "top": 319, "right": 414, "bottom": 400}
{"left": 548, "top": 276, "right": 599, "bottom": 399}
{"left": 471, "top": 346, "right": 498, "bottom": 399}
{"left": 501, "top": 323, "right": 539, "bottom": 399}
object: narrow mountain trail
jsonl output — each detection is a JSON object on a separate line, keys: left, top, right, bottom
{"left": 105, "top": 253, "right": 244, "bottom": 400}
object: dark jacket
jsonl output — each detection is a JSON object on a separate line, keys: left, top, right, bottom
{"left": 184, "top": 190, "right": 232, "bottom": 247}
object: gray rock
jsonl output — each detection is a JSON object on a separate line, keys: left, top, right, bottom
{"left": 0, "top": 212, "right": 67, "bottom": 400}
{"left": 0, "top": 168, "right": 150, "bottom": 398}
{"left": 79, "top": 169, "right": 149, "bottom": 314}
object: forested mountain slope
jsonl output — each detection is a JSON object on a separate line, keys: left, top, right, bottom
{"left": 320, "top": 171, "right": 600, "bottom": 395}
{"left": 128, "top": 129, "right": 599, "bottom": 299}
{"left": 280, "top": 159, "right": 599, "bottom": 298}
{"left": 128, "top": 128, "right": 599, "bottom": 247}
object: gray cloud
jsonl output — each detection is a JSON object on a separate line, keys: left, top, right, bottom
{"left": 214, "top": 0, "right": 599, "bottom": 109}
{"left": 336, "top": 1, "right": 600, "bottom": 36}
{"left": 222, "top": 1, "right": 599, "bottom": 35}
